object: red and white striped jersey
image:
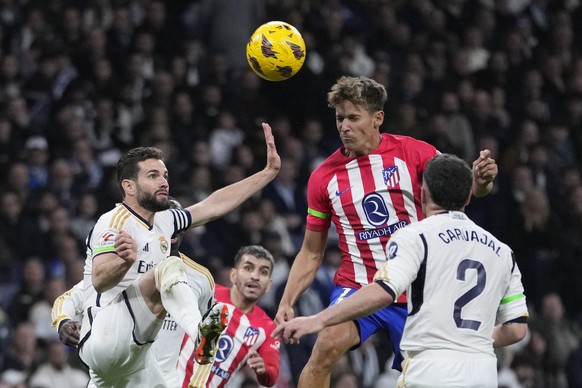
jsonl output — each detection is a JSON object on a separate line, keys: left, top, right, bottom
{"left": 178, "top": 285, "right": 280, "bottom": 388}
{"left": 307, "top": 133, "right": 438, "bottom": 300}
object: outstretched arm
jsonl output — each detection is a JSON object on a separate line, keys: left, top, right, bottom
{"left": 186, "top": 123, "right": 280, "bottom": 227}
{"left": 471, "top": 149, "right": 498, "bottom": 197}
{"left": 274, "top": 229, "right": 327, "bottom": 325}
{"left": 273, "top": 282, "right": 393, "bottom": 342}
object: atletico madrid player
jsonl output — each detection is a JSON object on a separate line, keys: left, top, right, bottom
{"left": 275, "top": 75, "right": 498, "bottom": 388}
{"left": 179, "top": 246, "right": 280, "bottom": 388}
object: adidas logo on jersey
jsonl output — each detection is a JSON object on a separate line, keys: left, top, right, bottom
{"left": 142, "top": 243, "right": 149, "bottom": 252}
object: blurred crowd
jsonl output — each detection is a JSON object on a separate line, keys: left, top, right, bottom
{"left": 0, "top": 0, "right": 581, "bottom": 387}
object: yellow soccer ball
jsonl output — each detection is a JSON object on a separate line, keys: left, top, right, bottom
{"left": 246, "top": 21, "right": 306, "bottom": 82}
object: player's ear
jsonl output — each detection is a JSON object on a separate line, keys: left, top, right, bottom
{"left": 229, "top": 268, "right": 237, "bottom": 284}
{"left": 121, "top": 179, "right": 135, "bottom": 197}
{"left": 265, "top": 278, "right": 272, "bottom": 293}
{"left": 374, "top": 110, "right": 384, "bottom": 128}
{"left": 420, "top": 182, "right": 427, "bottom": 206}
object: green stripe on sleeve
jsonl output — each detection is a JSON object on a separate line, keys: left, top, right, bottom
{"left": 500, "top": 293, "right": 525, "bottom": 304}
{"left": 93, "top": 245, "right": 115, "bottom": 254}
{"left": 308, "top": 208, "right": 331, "bottom": 219}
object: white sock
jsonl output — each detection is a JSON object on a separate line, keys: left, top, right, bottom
{"left": 154, "top": 255, "right": 202, "bottom": 339}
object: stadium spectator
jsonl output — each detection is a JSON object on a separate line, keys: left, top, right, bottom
{"left": 28, "top": 340, "right": 88, "bottom": 388}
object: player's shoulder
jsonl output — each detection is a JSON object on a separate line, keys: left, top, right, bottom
{"left": 310, "top": 148, "right": 345, "bottom": 176}
{"left": 249, "top": 305, "right": 276, "bottom": 331}
{"left": 383, "top": 133, "right": 438, "bottom": 156}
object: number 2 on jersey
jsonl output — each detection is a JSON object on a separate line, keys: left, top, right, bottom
{"left": 454, "top": 259, "right": 486, "bottom": 330}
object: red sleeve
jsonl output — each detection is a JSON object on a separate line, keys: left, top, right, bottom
{"left": 256, "top": 322, "right": 280, "bottom": 387}
{"left": 305, "top": 165, "right": 332, "bottom": 232}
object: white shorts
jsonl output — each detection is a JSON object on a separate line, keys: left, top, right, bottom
{"left": 79, "top": 279, "right": 166, "bottom": 387}
{"left": 397, "top": 350, "right": 498, "bottom": 388}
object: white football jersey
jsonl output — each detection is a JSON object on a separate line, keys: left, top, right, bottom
{"left": 374, "top": 211, "right": 528, "bottom": 356}
{"left": 82, "top": 203, "right": 192, "bottom": 311}
{"left": 150, "top": 253, "right": 215, "bottom": 387}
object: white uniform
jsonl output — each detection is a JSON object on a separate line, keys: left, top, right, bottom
{"left": 150, "top": 253, "right": 215, "bottom": 387}
{"left": 53, "top": 253, "right": 215, "bottom": 388}
{"left": 374, "top": 211, "right": 528, "bottom": 388}
{"left": 78, "top": 203, "right": 192, "bottom": 387}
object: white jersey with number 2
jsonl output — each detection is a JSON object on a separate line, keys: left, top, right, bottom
{"left": 374, "top": 211, "right": 528, "bottom": 356}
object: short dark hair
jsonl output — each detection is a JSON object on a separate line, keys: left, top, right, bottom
{"left": 423, "top": 154, "right": 472, "bottom": 210}
{"left": 327, "top": 76, "right": 387, "bottom": 113}
{"left": 116, "top": 147, "right": 164, "bottom": 197}
{"left": 233, "top": 245, "right": 275, "bottom": 273}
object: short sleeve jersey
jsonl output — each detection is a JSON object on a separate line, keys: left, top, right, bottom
{"left": 374, "top": 211, "right": 529, "bottom": 356}
{"left": 307, "top": 133, "right": 438, "bottom": 296}
{"left": 179, "top": 284, "right": 280, "bottom": 388}
{"left": 82, "top": 202, "right": 192, "bottom": 310}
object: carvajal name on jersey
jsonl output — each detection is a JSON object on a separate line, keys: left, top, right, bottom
{"left": 357, "top": 220, "right": 408, "bottom": 241}
{"left": 438, "top": 228, "right": 501, "bottom": 256}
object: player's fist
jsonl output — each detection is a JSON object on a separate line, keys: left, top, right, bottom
{"left": 59, "top": 320, "right": 81, "bottom": 347}
{"left": 115, "top": 230, "right": 137, "bottom": 264}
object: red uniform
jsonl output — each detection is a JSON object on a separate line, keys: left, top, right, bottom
{"left": 307, "top": 133, "right": 439, "bottom": 302}
{"left": 179, "top": 285, "right": 280, "bottom": 387}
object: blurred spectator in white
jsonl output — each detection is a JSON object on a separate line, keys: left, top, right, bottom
{"left": 338, "top": 34, "right": 374, "bottom": 77}
{"left": 462, "top": 26, "right": 490, "bottom": 73}
{"left": 209, "top": 110, "right": 245, "bottom": 171}
{"left": 28, "top": 341, "right": 88, "bottom": 388}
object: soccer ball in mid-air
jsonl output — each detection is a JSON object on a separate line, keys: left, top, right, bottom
{"left": 246, "top": 21, "right": 306, "bottom": 82}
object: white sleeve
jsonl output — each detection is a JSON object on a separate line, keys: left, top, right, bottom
{"left": 497, "top": 253, "right": 529, "bottom": 324}
{"left": 52, "top": 280, "right": 85, "bottom": 329}
{"left": 373, "top": 227, "right": 424, "bottom": 298}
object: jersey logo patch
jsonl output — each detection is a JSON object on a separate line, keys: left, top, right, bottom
{"left": 215, "top": 334, "right": 234, "bottom": 362}
{"left": 159, "top": 236, "right": 168, "bottom": 254}
{"left": 362, "top": 193, "right": 389, "bottom": 226}
{"left": 387, "top": 241, "right": 398, "bottom": 259}
{"left": 335, "top": 186, "right": 353, "bottom": 197}
{"left": 101, "top": 232, "right": 114, "bottom": 242}
{"left": 243, "top": 327, "right": 260, "bottom": 346}
{"left": 383, "top": 166, "right": 400, "bottom": 188}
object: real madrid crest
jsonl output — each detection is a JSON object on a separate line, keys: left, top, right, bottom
{"left": 159, "top": 236, "right": 169, "bottom": 254}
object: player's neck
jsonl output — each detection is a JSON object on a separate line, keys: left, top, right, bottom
{"left": 122, "top": 199, "right": 155, "bottom": 225}
{"left": 229, "top": 288, "right": 255, "bottom": 313}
